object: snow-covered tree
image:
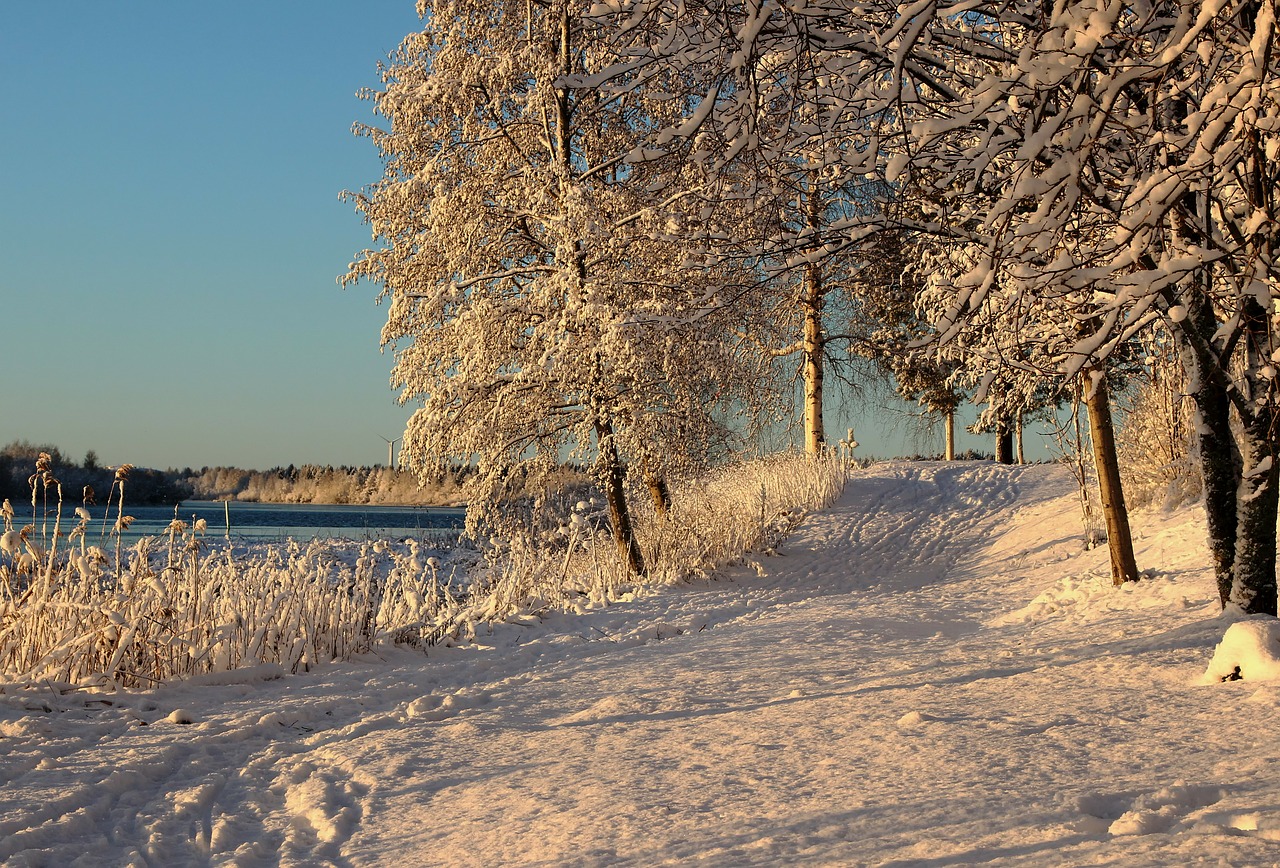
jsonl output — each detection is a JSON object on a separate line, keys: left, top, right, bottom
{"left": 588, "top": 1, "right": 918, "bottom": 454}
{"left": 1115, "top": 327, "right": 1199, "bottom": 508}
{"left": 843, "top": 229, "right": 966, "bottom": 458}
{"left": 585, "top": 0, "right": 1151, "bottom": 580}
{"left": 900, "top": 0, "right": 1280, "bottom": 613}
{"left": 343, "top": 0, "right": 766, "bottom": 574}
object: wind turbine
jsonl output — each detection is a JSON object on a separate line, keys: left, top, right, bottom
{"left": 378, "top": 434, "right": 400, "bottom": 469}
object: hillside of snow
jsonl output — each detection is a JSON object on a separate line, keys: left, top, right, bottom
{"left": 2, "top": 460, "right": 1278, "bottom": 866}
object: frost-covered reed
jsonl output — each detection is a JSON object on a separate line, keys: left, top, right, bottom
{"left": 468, "top": 453, "right": 848, "bottom": 623}
{"left": 0, "top": 453, "right": 844, "bottom": 689}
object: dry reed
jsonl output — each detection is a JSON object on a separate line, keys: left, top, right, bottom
{"left": 0, "top": 453, "right": 845, "bottom": 689}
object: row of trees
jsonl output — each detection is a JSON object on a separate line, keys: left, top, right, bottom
{"left": 0, "top": 442, "right": 187, "bottom": 506}
{"left": 345, "top": 0, "right": 1279, "bottom": 615}
{"left": 0, "top": 442, "right": 463, "bottom": 507}
{"left": 185, "top": 464, "right": 465, "bottom": 505}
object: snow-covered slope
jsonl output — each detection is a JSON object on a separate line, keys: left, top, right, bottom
{"left": 3, "top": 461, "right": 1277, "bottom": 867}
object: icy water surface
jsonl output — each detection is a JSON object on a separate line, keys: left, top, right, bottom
{"left": 6, "top": 499, "right": 466, "bottom": 544}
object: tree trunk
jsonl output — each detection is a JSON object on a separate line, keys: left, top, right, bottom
{"left": 1232, "top": 411, "right": 1279, "bottom": 614}
{"left": 944, "top": 410, "right": 956, "bottom": 461}
{"left": 553, "top": 6, "right": 646, "bottom": 577}
{"left": 594, "top": 420, "right": 646, "bottom": 576}
{"left": 1229, "top": 117, "right": 1280, "bottom": 613}
{"left": 801, "top": 174, "right": 826, "bottom": 456}
{"left": 1174, "top": 290, "right": 1241, "bottom": 607}
{"left": 1084, "top": 373, "right": 1140, "bottom": 585}
{"left": 1014, "top": 414, "right": 1025, "bottom": 465}
{"left": 1188, "top": 365, "right": 1243, "bottom": 606}
{"left": 802, "top": 273, "right": 825, "bottom": 454}
{"left": 645, "top": 471, "right": 671, "bottom": 518}
{"left": 994, "top": 420, "right": 1014, "bottom": 464}
{"left": 1228, "top": 297, "right": 1279, "bottom": 614}
{"left": 1069, "top": 384, "right": 1098, "bottom": 544}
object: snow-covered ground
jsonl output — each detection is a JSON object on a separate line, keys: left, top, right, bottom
{"left": 2, "top": 460, "right": 1278, "bottom": 867}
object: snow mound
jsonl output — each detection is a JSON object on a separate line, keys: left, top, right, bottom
{"left": 895, "top": 710, "right": 934, "bottom": 729}
{"left": 1076, "top": 783, "right": 1227, "bottom": 836}
{"left": 556, "top": 694, "right": 653, "bottom": 725}
{"left": 1201, "top": 619, "right": 1280, "bottom": 684}
{"left": 405, "top": 689, "right": 492, "bottom": 721}
{"left": 992, "top": 572, "right": 1189, "bottom": 626}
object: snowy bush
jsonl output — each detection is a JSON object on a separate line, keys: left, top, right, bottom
{"left": 435, "top": 453, "right": 847, "bottom": 630}
{"left": 0, "top": 530, "right": 462, "bottom": 688}
{"left": 635, "top": 452, "right": 847, "bottom": 582}
{"left": 1115, "top": 336, "right": 1200, "bottom": 511}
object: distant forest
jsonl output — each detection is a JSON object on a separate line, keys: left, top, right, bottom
{"left": 0, "top": 441, "right": 466, "bottom": 507}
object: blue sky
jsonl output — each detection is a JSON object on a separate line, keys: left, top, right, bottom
{"left": 0, "top": 2, "right": 1014, "bottom": 471}
{"left": 2, "top": 2, "right": 425, "bottom": 470}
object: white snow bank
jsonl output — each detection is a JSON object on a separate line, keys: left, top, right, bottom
{"left": 1201, "top": 618, "right": 1280, "bottom": 683}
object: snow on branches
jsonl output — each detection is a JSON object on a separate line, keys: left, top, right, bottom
{"left": 343, "top": 0, "right": 770, "bottom": 572}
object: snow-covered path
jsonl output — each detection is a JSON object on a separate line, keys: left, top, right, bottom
{"left": 3, "top": 461, "right": 1278, "bottom": 867}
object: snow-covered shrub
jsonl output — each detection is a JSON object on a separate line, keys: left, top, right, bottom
{"left": 1115, "top": 337, "right": 1199, "bottom": 511}
{"left": 635, "top": 452, "right": 847, "bottom": 582}
{"left": 500, "top": 453, "right": 848, "bottom": 591}
{"left": 0, "top": 458, "right": 476, "bottom": 685}
{"left": 0, "top": 482, "right": 461, "bottom": 687}
{"left": 409, "top": 453, "right": 846, "bottom": 640}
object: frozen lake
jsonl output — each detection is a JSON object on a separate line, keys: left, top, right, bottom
{"left": 5, "top": 499, "right": 466, "bottom": 544}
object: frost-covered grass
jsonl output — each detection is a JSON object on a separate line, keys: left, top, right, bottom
{"left": 0, "top": 533, "right": 464, "bottom": 689}
{"left": 0, "top": 453, "right": 844, "bottom": 688}
{"left": 634, "top": 451, "right": 848, "bottom": 582}
{"left": 466, "top": 453, "right": 847, "bottom": 624}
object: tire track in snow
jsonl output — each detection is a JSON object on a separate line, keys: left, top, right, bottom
{"left": 765, "top": 461, "right": 1033, "bottom": 612}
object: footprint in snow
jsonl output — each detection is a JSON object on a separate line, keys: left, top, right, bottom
{"left": 1076, "top": 783, "right": 1226, "bottom": 836}
{"left": 406, "top": 690, "right": 491, "bottom": 721}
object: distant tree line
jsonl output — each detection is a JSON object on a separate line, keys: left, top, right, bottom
{"left": 0, "top": 441, "right": 478, "bottom": 507}
{"left": 183, "top": 463, "right": 467, "bottom": 506}
{"left": 0, "top": 442, "right": 188, "bottom": 506}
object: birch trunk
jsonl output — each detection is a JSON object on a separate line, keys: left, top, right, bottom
{"left": 1228, "top": 297, "right": 1279, "bottom": 614}
{"left": 1232, "top": 409, "right": 1279, "bottom": 613}
{"left": 559, "top": 4, "right": 643, "bottom": 577}
{"left": 801, "top": 172, "right": 826, "bottom": 456}
{"left": 802, "top": 266, "right": 825, "bottom": 455}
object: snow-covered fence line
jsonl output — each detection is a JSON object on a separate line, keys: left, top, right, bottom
{"left": 0, "top": 454, "right": 843, "bottom": 688}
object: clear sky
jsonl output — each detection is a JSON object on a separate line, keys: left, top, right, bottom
{"left": 0, "top": 2, "right": 1026, "bottom": 472}
{"left": 1, "top": 2, "right": 428, "bottom": 471}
